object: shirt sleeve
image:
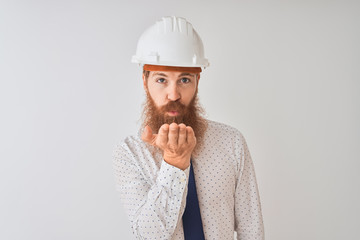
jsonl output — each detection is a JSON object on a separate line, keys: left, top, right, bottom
{"left": 234, "top": 133, "right": 265, "bottom": 240}
{"left": 112, "top": 141, "right": 190, "bottom": 239}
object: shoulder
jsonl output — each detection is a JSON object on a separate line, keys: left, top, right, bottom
{"left": 205, "top": 119, "right": 246, "bottom": 141}
{"left": 112, "top": 133, "right": 160, "bottom": 166}
{"left": 203, "top": 119, "right": 250, "bottom": 157}
{"left": 112, "top": 133, "right": 153, "bottom": 157}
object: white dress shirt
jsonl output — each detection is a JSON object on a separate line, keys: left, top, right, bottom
{"left": 112, "top": 120, "right": 264, "bottom": 239}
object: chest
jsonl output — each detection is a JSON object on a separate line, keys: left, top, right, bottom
{"left": 192, "top": 149, "right": 237, "bottom": 210}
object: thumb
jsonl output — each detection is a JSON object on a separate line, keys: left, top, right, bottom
{"left": 141, "top": 125, "right": 156, "bottom": 145}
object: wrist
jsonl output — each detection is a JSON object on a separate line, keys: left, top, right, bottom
{"left": 163, "top": 155, "right": 191, "bottom": 171}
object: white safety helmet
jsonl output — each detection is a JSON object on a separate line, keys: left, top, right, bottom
{"left": 132, "top": 16, "right": 209, "bottom": 68}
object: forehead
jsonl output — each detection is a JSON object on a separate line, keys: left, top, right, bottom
{"left": 149, "top": 71, "right": 196, "bottom": 78}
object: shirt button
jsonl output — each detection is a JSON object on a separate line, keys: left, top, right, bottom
{"left": 180, "top": 177, "right": 186, "bottom": 182}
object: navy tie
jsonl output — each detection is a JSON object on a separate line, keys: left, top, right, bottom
{"left": 182, "top": 161, "right": 205, "bottom": 240}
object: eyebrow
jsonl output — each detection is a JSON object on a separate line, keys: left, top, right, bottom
{"left": 153, "top": 72, "right": 168, "bottom": 77}
{"left": 179, "top": 73, "right": 195, "bottom": 77}
{"left": 152, "top": 72, "right": 195, "bottom": 77}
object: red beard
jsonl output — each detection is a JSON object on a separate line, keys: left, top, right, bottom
{"left": 141, "top": 90, "right": 207, "bottom": 144}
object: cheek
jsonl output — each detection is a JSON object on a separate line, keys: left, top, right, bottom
{"left": 147, "top": 86, "right": 165, "bottom": 106}
{"left": 182, "top": 87, "right": 197, "bottom": 105}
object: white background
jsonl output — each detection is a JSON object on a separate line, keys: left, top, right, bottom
{"left": 1, "top": 0, "right": 359, "bottom": 239}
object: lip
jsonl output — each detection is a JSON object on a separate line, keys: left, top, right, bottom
{"left": 167, "top": 111, "right": 179, "bottom": 116}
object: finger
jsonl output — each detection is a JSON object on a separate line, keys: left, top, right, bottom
{"left": 156, "top": 124, "right": 169, "bottom": 147}
{"left": 178, "top": 123, "right": 187, "bottom": 145}
{"left": 186, "top": 126, "right": 196, "bottom": 145}
{"left": 168, "top": 123, "right": 179, "bottom": 147}
{"left": 141, "top": 125, "right": 156, "bottom": 145}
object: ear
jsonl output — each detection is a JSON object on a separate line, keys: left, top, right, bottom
{"left": 142, "top": 73, "right": 147, "bottom": 91}
{"left": 196, "top": 73, "right": 200, "bottom": 86}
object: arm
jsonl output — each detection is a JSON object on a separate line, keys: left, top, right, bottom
{"left": 113, "top": 141, "right": 190, "bottom": 239}
{"left": 234, "top": 133, "right": 265, "bottom": 240}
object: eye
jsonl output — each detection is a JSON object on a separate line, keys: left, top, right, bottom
{"left": 180, "top": 78, "right": 190, "bottom": 83}
{"left": 156, "top": 78, "right": 166, "bottom": 83}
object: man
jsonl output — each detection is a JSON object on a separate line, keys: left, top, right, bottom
{"left": 113, "top": 16, "right": 264, "bottom": 239}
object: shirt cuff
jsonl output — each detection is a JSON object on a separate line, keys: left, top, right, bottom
{"left": 157, "top": 160, "right": 190, "bottom": 195}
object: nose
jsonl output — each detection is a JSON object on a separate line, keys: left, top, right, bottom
{"left": 167, "top": 83, "right": 181, "bottom": 101}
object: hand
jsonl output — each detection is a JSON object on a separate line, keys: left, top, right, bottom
{"left": 141, "top": 123, "right": 197, "bottom": 170}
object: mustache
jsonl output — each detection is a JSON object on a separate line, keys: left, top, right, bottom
{"left": 158, "top": 101, "right": 187, "bottom": 114}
